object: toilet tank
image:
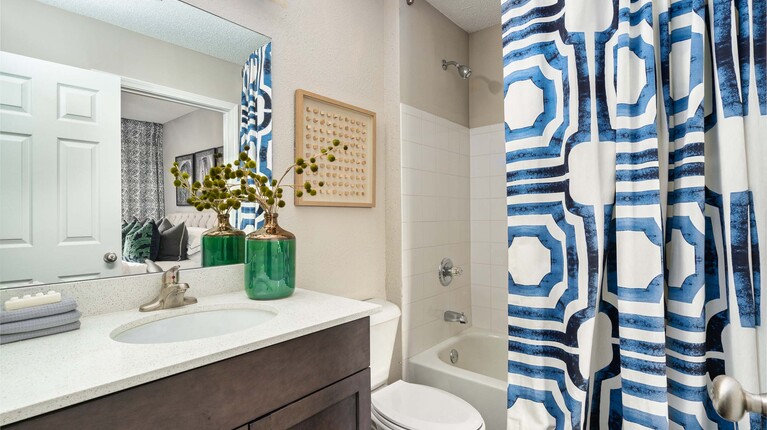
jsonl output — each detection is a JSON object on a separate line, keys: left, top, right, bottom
{"left": 365, "top": 299, "right": 401, "bottom": 390}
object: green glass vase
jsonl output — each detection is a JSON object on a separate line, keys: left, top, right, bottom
{"left": 202, "top": 214, "right": 245, "bottom": 267}
{"left": 245, "top": 213, "right": 296, "bottom": 300}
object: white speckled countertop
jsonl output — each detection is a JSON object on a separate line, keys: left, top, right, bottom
{"left": 0, "top": 289, "right": 380, "bottom": 426}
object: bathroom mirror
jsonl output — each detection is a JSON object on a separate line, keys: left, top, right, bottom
{"left": 0, "top": 0, "right": 272, "bottom": 288}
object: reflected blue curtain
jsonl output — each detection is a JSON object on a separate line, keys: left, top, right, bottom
{"left": 501, "top": 0, "right": 766, "bottom": 428}
{"left": 236, "top": 42, "right": 273, "bottom": 232}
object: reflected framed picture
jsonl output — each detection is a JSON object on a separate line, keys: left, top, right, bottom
{"left": 194, "top": 148, "right": 216, "bottom": 183}
{"left": 175, "top": 154, "right": 194, "bottom": 206}
{"left": 214, "top": 146, "right": 225, "bottom": 167}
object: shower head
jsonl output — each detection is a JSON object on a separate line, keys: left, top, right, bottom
{"left": 442, "top": 60, "right": 472, "bottom": 79}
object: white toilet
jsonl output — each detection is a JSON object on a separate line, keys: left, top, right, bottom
{"left": 367, "top": 299, "right": 485, "bottom": 430}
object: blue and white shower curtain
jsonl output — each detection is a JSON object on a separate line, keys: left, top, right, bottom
{"left": 237, "top": 42, "right": 273, "bottom": 231}
{"left": 502, "top": 0, "right": 766, "bottom": 428}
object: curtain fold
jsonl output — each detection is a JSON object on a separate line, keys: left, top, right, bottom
{"left": 121, "top": 119, "right": 164, "bottom": 221}
{"left": 237, "top": 42, "right": 273, "bottom": 232}
{"left": 501, "top": 0, "right": 765, "bottom": 428}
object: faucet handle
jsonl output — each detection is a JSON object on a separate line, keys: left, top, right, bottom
{"left": 162, "top": 265, "right": 181, "bottom": 286}
{"left": 438, "top": 258, "right": 463, "bottom": 286}
{"left": 140, "top": 266, "right": 195, "bottom": 312}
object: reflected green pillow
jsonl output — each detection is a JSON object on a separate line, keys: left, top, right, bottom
{"left": 121, "top": 219, "right": 138, "bottom": 246}
{"left": 123, "top": 220, "right": 160, "bottom": 263}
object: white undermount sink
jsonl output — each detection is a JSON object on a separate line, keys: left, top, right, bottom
{"left": 111, "top": 308, "right": 277, "bottom": 344}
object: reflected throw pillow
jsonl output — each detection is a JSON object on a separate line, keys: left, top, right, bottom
{"left": 148, "top": 220, "right": 160, "bottom": 261}
{"left": 121, "top": 218, "right": 138, "bottom": 247}
{"left": 123, "top": 219, "right": 160, "bottom": 263}
{"left": 186, "top": 227, "right": 207, "bottom": 256}
{"left": 156, "top": 221, "right": 188, "bottom": 261}
{"left": 157, "top": 217, "right": 173, "bottom": 234}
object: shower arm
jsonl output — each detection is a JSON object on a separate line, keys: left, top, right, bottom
{"left": 442, "top": 60, "right": 458, "bottom": 70}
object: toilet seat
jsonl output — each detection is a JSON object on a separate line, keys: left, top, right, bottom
{"left": 374, "top": 407, "right": 485, "bottom": 430}
{"left": 372, "top": 407, "right": 410, "bottom": 430}
{"left": 371, "top": 380, "right": 484, "bottom": 430}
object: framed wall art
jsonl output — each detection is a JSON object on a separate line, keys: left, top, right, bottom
{"left": 174, "top": 154, "right": 194, "bottom": 206}
{"left": 193, "top": 148, "right": 216, "bottom": 183}
{"left": 214, "top": 146, "right": 225, "bottom": 166}
{"left": 294, "top": 90, "right": 376, "bottom": 208}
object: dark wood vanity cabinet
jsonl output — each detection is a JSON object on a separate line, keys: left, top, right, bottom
{"left": 248, "top": 369, "right": 370, "bottom": 430}
{"left": 8, "top": 318, "right": 371, "bottom": 430}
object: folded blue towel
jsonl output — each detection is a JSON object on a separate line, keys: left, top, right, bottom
{"left": 0, "top": 310, "right": 81, "bottom": 335}
{"left": 0, "top": 321, "right": 81, "bottom": 345}
{"left": 0, "top": 297, "right": 77, "bottom": 324}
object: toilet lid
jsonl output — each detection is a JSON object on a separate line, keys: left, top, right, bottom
{"left": 372, "top": 381, "right": 484, "bottom": 430}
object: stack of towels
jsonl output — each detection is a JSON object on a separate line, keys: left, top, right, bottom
{"left": 0, "top": 297, "right": 81, "bottom": 345}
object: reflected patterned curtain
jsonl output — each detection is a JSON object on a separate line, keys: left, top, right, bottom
{"left": 121, "top": 119, "right": 164, "bottom": 221}
{"left": 501, "top": 0, "right": 766, "bottom": 428}
{"left": 236, "top": 42, "right": 273, "bottom": 232}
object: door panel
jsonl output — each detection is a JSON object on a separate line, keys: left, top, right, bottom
{"left": 249, "top": 368, "right": 371, "bottom": 430}
{"left": 59, "top": 138, "right": 99, "bottom": 243}
{"left": 58, "top": 84, "right": 99, "bottom": 122}
{"left": 287, "top": 396, "right": 357, "bottom": 430}
{"left": 0, "top": 72, "right": 31, "bottom": 114}
{"left": 0, "top": 51, "right": 121, "bottom": 286}
{"left": 0, "top": 132, "right": 31, "bottom": 248}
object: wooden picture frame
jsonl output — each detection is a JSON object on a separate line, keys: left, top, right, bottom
{"left": 174, "top": 154, "right": 194, "bottom": 206}
{"left": 294, "top": 90, "right": 376, "bottom": 208}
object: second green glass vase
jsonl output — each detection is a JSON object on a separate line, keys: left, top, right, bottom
{"left": 202, "top": 214, "right": 245, "bottom": 267}
{"left": 245, "top": 213, "right": 296, "bottom": 300}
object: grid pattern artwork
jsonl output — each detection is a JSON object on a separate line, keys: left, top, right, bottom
{"left": 294, "top": 90, "right": 376, "bottom": 208}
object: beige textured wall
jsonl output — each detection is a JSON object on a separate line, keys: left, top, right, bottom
{"left": 0, "top": 0, "right": 241, "bottom": 104}
{"left": 162, "top": 109, "right": 224, "bottom": 214}
{"left": 183, "top": 0, "right": 389, "bottom": 302}
{"left": 469, "top": 25, "right": 504, "bottom": 128}
{"left": 399, "top": 0, "right": 470, "bottom": 127}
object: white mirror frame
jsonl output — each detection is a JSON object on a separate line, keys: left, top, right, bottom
{"left": 120, "top": 76, "right": 239, "bottom": 164}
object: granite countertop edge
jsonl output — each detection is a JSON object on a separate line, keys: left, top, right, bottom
{"left": 0, "top": 289, "right": 380, "bottom": 426}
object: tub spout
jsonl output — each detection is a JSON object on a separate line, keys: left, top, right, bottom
{"left": 444, "top": 310, "right": 467, "bottom": 324}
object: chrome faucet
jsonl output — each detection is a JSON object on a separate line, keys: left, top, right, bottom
{"left": 444, "top": 310, "right": 467, "bottom": 324}
{"left": 139, "top": 266, "right": 197, "bottom": 312}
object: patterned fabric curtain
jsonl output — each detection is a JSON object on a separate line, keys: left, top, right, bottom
{"left": 237, "top": 42, "right": 273, "bottom": 232}
{"left": 121, "top": 119, "right": 164, "bottom": 221}
{"left": 501, "top": 0, "right": 765, "bottom": 428}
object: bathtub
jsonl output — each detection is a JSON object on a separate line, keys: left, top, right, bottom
{"left": 408, "top": 329, "right": 507, "bottom": 430}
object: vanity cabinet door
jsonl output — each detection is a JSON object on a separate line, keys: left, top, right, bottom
{"left": 249, "top": 368, "right": 370, "bottom": 430}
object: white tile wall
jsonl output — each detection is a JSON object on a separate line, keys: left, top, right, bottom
{"left": 401, "top": 104, "right": 472, "bottom": 360}
{"left": 469, "top": 124, "right": 508, "bottom": 336}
